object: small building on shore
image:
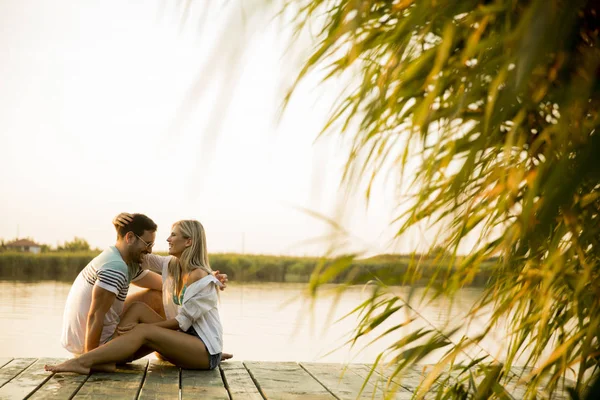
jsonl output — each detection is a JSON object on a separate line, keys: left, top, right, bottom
{"left": 5, "top": 239, "right": 42, "bottom": 254}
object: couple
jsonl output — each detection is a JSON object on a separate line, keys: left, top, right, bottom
{"left": 46, "top": 213, "right": 231, "bottom": 374}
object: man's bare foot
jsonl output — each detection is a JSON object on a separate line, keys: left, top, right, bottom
{"left": 222, "top": 353, "right": 233, "bottom": 361}
{"left": 45, "top": 359, "right": 90, "bottom": 375}
{"left": 92, "top": 363, "right": 116, "bottom": 373}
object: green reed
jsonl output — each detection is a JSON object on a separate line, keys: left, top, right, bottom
{"left": 0, "top": 251, "right": 493, "bottom": 286}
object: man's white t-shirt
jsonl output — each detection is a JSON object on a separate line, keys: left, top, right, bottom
{"left": 60, "top": 246, "right": 148, "bottom": 354}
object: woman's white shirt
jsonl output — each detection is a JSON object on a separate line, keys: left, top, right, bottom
{"left": 142, "top": 254, "right": 223, "bottom": 355}
{"left": 176, "top": 275, "right": 223, "bottom": 355}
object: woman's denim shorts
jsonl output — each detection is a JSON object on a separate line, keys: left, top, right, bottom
{"left": 185, "top": 327, "right": 222, "bottom": 370}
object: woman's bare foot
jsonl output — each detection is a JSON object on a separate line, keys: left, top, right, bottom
{"left": 222, "top": 353, "right": 233, "bottom": 361}
{"left": 45, "top": 359, "right": 90, "bottom": 375}
{"left": 91, "top": 363, "right": 116, "bottom": 373}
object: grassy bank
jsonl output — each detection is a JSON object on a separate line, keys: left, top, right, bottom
{"left": 0, "top": 251, "right": 494, "bottom": 286}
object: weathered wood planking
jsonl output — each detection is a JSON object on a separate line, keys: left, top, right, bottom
{"left": 506, "top": 367, "right": 573, "bottom": 400}
{"left": 344, "top": 364, "right": 416, "bottom": 400}
{"left": 359, "top": 363, "right": 425, "bottom": 395}
{"left": 300, "top": 362, "right": 391, "bottom": 399}
{"left": 367, "top": 363, "right": 490, "bottom": 397}
{"left": 137, "top": 360, "right": 179, "bottom": 400}
{"left": 0, "top": 361, "right": 12, "bottom": 371}
{"left": 220, "top": 361, "right": 263, "bottom": 400}
{"left": 180, "top": 367, "right": 228, "bottom": 399}
{"left": 28, "top": 372, "right": 88, "bottom": 400}
{"left": 244, "top": 361, "right": 334, "bottom": 400}
{"left": 0, "top": 358, "right": 578, "bottom": 399}
{"left": 73, "top": 359, "right": 148, "bottom": 400}
{"left": 0, "top": 358, "right": 61, "bottom": 400}
{"left": 0, "top": 359, "right": 37, "bottom": 389}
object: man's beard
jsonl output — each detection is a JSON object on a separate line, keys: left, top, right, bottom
{"left": 130, "top": 249, "right": 144, "bottom": 264}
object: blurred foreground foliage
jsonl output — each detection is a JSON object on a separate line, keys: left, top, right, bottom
{"left": 281, "top": 0, "right": 600, "bottom": 397}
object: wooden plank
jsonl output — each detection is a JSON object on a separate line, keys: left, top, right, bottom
{"left": 351, "top": 364, "right": 416, "bottom": 400}
{"left": 0, "top": 358, "right": 62, "bottom": 400}
{"left": 181, "top": 367, "right": 228, "bottom": 399}
{"left": 0, "top": 359, "right": 37, "bottom": 389}
{"left": 138, "top": 360, "right": 179, "bottom": 400}
{"left": 244, "top": 361, "right": 335, "bottom": 400}
{"left": 505, "top": 367, "right": 573, "bottom": 400}
{"left": 0, "top": 361, "right": 12, "bottom": 370}
{"left": 73, "top": 359, "right": 148, "bottom": 400}
{"left": 28, "top": 372, "right": 88, "bottom": 400}
{"left": 300, "top": 362, "right": 390, "bottom": 399}
{"left": 220, "top": 361, "right": 262, "bottom": 400}
{"left": 358, "top": 363, "right": 424, "bottom": 396}
{"left": 366, "top": 363, "right": 574, "bottom": 399}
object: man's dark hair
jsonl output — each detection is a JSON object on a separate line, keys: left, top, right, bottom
{"left": 116, "top": 214, "right": 157, "bottom": 238}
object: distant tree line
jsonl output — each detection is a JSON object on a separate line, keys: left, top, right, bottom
{"left": 0, "top": 237, "right": 96, "bottom": 253}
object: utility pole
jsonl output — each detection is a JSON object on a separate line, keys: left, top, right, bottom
{"left": 240, "top": 231, "right": 245, "bottom": 316}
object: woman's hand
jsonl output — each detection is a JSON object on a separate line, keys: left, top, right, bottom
{"left": 113, "top": 212, "right": 133, "bottom": 228}
{"left": 213, "top": 270, "right": 228, "bottom": 291}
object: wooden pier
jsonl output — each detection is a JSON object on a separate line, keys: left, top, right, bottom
{"left": 0, "top": 357, "right": 572, "bottom": 399}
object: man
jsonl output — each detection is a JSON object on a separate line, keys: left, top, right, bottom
{"left": 61, "top": 214, "right": 161, "bottom": 355}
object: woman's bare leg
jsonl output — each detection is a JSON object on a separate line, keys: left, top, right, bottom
{"left": 118, "top": 302, "right": 233, "bottom": 361}
{"left": 116, "top": 302, "right": 232, "bottom": 361}
{"left": 45, "top": 324, "right": 210, "bottom": 374}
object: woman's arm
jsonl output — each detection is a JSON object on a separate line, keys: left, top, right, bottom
{"left": 141, "top": 254, "right": 171, "bottom": 274}
{"left": 131, "top": 270, "right": 162, "bottom": 290}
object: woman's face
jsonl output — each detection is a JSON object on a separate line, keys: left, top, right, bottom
{"left": 167, "top": 225, "right": 190, "bottom": 257}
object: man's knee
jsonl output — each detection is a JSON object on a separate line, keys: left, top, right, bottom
{"left": 141, "top": 289, "right": 164, "bottom": 316}
{"left": 126, "top": 301, "right": 150, "bottom": 313}
{"left": 144, "top": 289, "right": 163, "bottom": 310}
{"left": 126, "top": 289, "right": 161, "bottom": 306}
{"left": 124, "top": 289, "right": 164, "bottom": 317}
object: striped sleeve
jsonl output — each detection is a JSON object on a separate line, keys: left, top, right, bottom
{"left": 96, "top": 262, "right": 128, "bottom": 295}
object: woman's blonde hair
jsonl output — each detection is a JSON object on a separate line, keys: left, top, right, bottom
{"left": 168, "top": 220, "right": 212, "bottom": 291}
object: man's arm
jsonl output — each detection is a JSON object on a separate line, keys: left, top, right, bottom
{"left": 85, "top": 285, "right": 116, "bottom": 353}
{"left": 131, "top": 270, "right": 162, "bottom": 291}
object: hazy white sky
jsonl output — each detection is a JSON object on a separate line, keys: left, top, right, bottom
{"left": 0, "top": 0, "right": 421, "bottom": 256}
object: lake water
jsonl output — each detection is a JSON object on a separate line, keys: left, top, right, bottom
{"left": 0, "top": 280, "right": 501, "bottom": 363}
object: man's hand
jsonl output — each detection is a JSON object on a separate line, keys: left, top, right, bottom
{"left": 213, "top": 270, "right": 228, "bottom": 291}
{"left": 113, "top": 212, "right": 133, "bottom": 229}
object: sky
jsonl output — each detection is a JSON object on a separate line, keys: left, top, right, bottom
{"left": 0, "top": 0, "right": 425, "bottom": 256}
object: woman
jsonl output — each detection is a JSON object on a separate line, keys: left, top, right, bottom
{"left": 46, "top": 218, "right": 227, "bottom": 374}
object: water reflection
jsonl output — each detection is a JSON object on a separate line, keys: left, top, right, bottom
{"left": 0, "top": 280, "right": 494, "bottom": 363}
